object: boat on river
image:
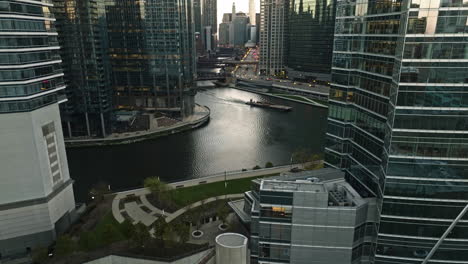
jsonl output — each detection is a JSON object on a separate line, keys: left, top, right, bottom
{"left": 246, "top": 99, "right": 292, "bottom": 112}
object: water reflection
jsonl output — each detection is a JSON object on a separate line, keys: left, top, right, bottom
{"left": 67, "top": 88, "right": 328, "bottom": 201}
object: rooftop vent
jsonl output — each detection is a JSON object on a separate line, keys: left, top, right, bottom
{"left": 329, "top": 189, "right": 349, "bottom": 206}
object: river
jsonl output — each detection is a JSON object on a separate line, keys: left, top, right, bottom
{"left": 67, "top": 88, "right": 328, "bottom": 201}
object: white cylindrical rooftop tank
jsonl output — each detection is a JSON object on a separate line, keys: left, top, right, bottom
{"left": 215, "top": 232, "right": 248, "bottom": 264}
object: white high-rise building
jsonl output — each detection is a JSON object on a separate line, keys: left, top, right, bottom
{"left": 249, "top": 0, "right": 256, "bottom": 25}
{"left": 0, "top": 0, "right": 76, "bottom": 257}
{"left": 259, "top": 0, "right": 287, "bottom": 76}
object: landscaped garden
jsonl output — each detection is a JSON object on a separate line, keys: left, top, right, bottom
{"left": 144, "top": 173, "right": 279, "bottom": 212}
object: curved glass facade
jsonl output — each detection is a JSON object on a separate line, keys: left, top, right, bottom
{"left": 52, "top": 0, "right": 113, "bottom": 137}
{"left": 286, "top": 0, "right": 336, "bottom": 79}
{"left": 105, "top": 0, "right": 196, "bottom": 116}
{"left": 376, "top": 0, "right": 468, "bottom": 262}
{"left": 326, "top": 0, "right": 468, "bottom": 262}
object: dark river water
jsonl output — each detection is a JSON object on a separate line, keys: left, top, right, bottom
{"left": 67, "top": 88, "right": 328, "bottom": 202}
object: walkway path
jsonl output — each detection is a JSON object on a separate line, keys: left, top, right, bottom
{"left": 65, "top": 104, "right": 210, "bottom": 147}
{"left": 234, "top": 86, "right": 328, "bottom": 108}
{"left": 111, "top": 163, "right": 314, "bottom": 226}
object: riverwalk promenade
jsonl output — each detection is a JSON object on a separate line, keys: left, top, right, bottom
{"left": 111, "top": 163, "right": 313, "bottom": 226}
{"left": 65, "top": 105, "right": 210, "bottom": 147}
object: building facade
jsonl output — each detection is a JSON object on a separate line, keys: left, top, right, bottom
{"left": 285, "top": 0, "right": 336, "bottom": 82}
{"left": 202, "top": 0, "right": 217, "bottom": 34}
{"left": 259, "top": 0, "right": 288, "bottom": 76}
{"left": 232, "top": 13, "right": 249, "bottom": 47}
{"left": 326, "top": 0, "right": 468, "bottom": 262}
{"left": 105, "top": 0, "right": 196, "bottom": 117}
{"left": 0, "top": 0, "right": 76, "bottom": 256}
{"left": 52, "top": 0, "right": 112, "bottom": 138}
{"left": 219, "top": 22, "right": 230, "bottom": 46}
{"left": 231, "top": 169, "right": 378, "bottom": 264}
{"left": 194, "top": 0, "right": 202, "bottom": 33}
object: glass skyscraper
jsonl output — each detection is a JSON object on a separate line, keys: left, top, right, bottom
{"left": 105, "top": 0, "right": 196, "bottom": 117}
{"left": 52, "top": 0, "right": 112, "bottom": 137}
{"left": 326, "top": 0, "right": 468, "bottom": 262}
{"left": 286, "top": 0, "right": 336, "bottom": 81}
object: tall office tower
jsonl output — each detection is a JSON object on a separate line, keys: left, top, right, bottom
{"left": 285, "top": 0, "right": 336, "bottom": 82}
{"left": 202, "top": 0, "right": 217, "bottom": 49}
{"left": 256, "top": 13, "right": 261, "bottom": 43}
{"left": 0, "top": 0, "right": 76, "bottom": 256}
{"left": 326, "top": 0, "right": 468, "bottom": 262}
{"left": 194, "top": 0, "right": 202, "bottom": 33}
{"left": 222, "top": 13, "right": 233, "bottom": 23}
{"left": 229, "top": 2, "right": 236, "bottom": 47}
{"left": 219, "top": 22, "right": 231, "bottom": 46}
{"left": 105, "top": 0, "right": 196, "bottom": 117}
{"left": 232, "top": 12, "right": 250, "bottom": 47}
{"left": 249, "top": 0, "right": 256, "bottom": 24}
{"left": 259, "top": 0, "right": 288, "bottom": 76}
{"left": 203, "top": 26, "right": 213, "bottom": 52}
{"left": 52, "top": 0, "right": 112, "bottom": 138}
{"left": 232, "top": 2, "right": 237, "bottom": 22}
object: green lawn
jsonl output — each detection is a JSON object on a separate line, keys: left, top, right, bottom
{"left": 77, "top": 211, "right": 127, "bottom": 251}
{"left": 170, "top": 174, "right": 277, "bottom": 207}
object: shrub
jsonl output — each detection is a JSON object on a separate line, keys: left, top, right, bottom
{"left": 253, "top": 165, "right": 261, "bottom": 170}
{"left": 265, "top": 161, "right": 274, "bottom": 168}
{"left": 55, "top": 235, "right": 76, "bottom": 257}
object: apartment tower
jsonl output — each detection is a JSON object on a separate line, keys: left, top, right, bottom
{"left": 259, "top": 0, "right": 288, "bottom": 76}
{"left": 105, "top": 0, "right": 197, "bottom": 117}
{"left": 52, "top": 0, "right": 112, "bottom": 138}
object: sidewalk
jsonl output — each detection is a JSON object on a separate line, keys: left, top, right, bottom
{"left": 111, "top": 163, "right": 313, "bottom": 226}
{"left": 65, "top": 105, "right": 210, "bottom": 147}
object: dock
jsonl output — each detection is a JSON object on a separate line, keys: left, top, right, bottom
{"left": 246, "top": 99, "right": 292, "bottom": 112}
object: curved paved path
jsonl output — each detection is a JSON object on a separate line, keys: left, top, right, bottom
{"left": 111, "top": 162, "right": 319, "bottom": 226}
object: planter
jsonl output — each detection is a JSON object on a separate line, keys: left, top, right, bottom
{"left": 192, "top": 230, "right": 204, "bottom": 238}
{"left": 218, "top": 223, "right": 229, "bottom": 231}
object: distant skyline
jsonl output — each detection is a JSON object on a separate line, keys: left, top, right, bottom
{"left": 217, "top": 0, "right": 260, "bottom": 26}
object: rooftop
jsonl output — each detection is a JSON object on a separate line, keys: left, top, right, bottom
{"left": 258, "top": 168, "right": 367, "bottom": 207}
{"left": 216, "top": 233, "right": 248, "bottom": 248}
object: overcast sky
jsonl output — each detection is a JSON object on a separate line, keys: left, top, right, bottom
{"left": 217, "top": 0, "right": 260, "bottom": 26}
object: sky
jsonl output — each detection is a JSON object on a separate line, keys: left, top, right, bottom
{"left": 217, "top": 0, "right": 260, "bottom": 26}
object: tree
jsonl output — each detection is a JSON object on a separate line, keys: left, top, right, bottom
{"left": 55, "top": 235, "right": 76, "bottom": 257}
{"left": 153, "top": 217, "right": 174, "bottom": 248}
{"left": 144, "top": 177, "right": 171, "bottom": 203}
{"left": 292, "top": 149, "right": 310, "bottom": 165}
{"left": 119, "top": 219, "right": 135, "bottom": 239}
{"left": 78, "top": 232, "right": 99, "bottom": 251}
{"left": 173, "top": 220, "right": 190, "bottom": 243}
{"left": 189, "top": 207, "right": 203, "bottom": 230}
{"left": 216, "top": 203, "right": 230, "bottom": 224}
{"left": 265, "top": 161, "right": 274, "bottom": 168}
{"left": 153, "top": 217, "right": 168, "bottom": 239}
{"left": 131, "top": 223, "right": 151, "bottom": 248}
{"left": 102, "top": 223, "right": 121, "bottom": 245}
{"left": 89, "top": 181, "right": 110, "bottom": 202}
{"left": 32, "top": 247, "right": 48, "bottom": 264}
{"left": 197, "top": 200, "right": 208, "bottom": 227}
{"left": 304, "top": 154, "right": 324, "bottom": 170}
